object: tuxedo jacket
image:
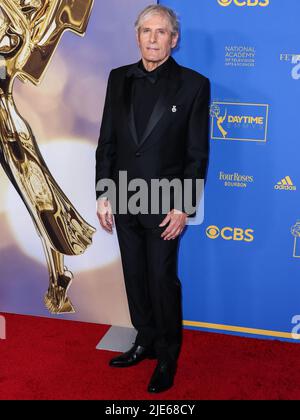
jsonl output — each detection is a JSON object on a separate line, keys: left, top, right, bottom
{"left": 95, "top": 56, "right": 210, "bottom": 226}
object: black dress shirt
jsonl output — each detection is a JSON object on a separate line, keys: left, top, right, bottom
{"left": 132, "top": 56, "right": 172, "bottom": 142}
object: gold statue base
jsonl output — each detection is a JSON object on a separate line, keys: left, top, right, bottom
{"left": 44, "top": 295, "right": 75, "bottom": 314}
{"left": 44, "top": 268, "right": 75, "bottom": 314}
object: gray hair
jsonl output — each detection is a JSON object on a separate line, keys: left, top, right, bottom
{"left": 135, "top": 5, "right": 180, "bottom": 36}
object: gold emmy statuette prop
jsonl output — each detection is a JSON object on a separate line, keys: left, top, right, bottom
{"left": 0, "top": 0, "right": 96, "bottom": 314}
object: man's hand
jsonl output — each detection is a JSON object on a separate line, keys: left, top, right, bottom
{"left": 159, "top": 209, "right": 188, "bottom": 240}
{"left": 97, "top": 198, "right": 114, "bottom": 233}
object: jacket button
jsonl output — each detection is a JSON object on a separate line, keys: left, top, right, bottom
{"left": 135, "top": 152, "right": 141, "bottom": 157}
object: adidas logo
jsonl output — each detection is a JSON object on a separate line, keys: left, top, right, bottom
{"left": 274, "top": 176, "right": 296, "bottom": 191}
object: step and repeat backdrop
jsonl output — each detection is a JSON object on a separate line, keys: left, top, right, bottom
{"left": 160, "top": 0, "right": 300, "bottom": 340}
{"left": 1, "top": 0, "right": 300, "bottom": 342}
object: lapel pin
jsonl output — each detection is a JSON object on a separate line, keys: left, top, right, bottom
{"left": 172, "top": 105, "right": 177, "bottom": 113}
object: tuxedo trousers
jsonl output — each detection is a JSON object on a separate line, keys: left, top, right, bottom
{"left": 114, "top": 212, "right": 183, "bottom": 362}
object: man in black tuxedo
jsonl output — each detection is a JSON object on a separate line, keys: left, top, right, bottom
{"left": 96, "top": 5, "right": 210, "bottom": 393}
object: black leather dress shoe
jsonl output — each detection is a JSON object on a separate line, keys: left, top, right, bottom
{"left": 147, "top": 360, "right": 177, "bottom": 393}
{"left": 109, "top": 344, "right": 156, "bottom": 368}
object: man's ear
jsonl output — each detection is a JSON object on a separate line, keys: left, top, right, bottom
{"left": 171, "top": 33, "right": 179, "bottom": 49}
{"left": 136, "top": 29, "right": 140, "bottom": 47}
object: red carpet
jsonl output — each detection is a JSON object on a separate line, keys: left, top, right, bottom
{"left": 0, "top": 313, "right": 299, "bottom": 400}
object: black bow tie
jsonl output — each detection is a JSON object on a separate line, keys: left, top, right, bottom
{"left": 129, "top": 66, "right": 158, "bottom": 84}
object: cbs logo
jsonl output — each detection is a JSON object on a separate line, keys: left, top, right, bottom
{"left": 206, "top": 225, "right": 254, "bottom": 242}
{"left": 218, "top": 0, "right": 269, "bottom": 7}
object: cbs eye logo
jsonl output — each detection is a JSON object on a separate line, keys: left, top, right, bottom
{"left": 206, "top": 225, "right": 254, "bottom": 242}
{"left": 217, "top": 0, "right": 269, "bottom": 6}
{"left": 218, "top": 0, "right": 233, "bottom": 5}
{"left": 206, "top": 226, "right": 221, "bottom": 239}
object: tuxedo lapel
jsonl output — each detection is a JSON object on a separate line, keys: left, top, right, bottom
{"left": 123, "top": 57, "right": 182, "bottom": 149}
{"left": 123, "top": 74, "right": 139, "bottom": 146}
{"left": 137, "top": 76, "right": 181, "bottom": 149}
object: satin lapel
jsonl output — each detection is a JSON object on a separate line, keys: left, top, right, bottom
{"left": 123, "top": 57, "right": 182, "bottom": 149}
{"left": 123, "top": 73, "right": 139, "bottom": 147}
{"left": 137, "top": 58, "right": 182, "bottom": 150}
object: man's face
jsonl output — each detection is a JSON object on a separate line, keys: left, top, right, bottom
{"left": 137, "top": 13, "right": 178, "bottom": 64}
